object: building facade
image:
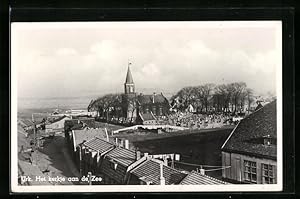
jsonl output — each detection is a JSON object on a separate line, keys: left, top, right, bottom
{"left": 221, "top": 101, "right": 277, "bottom": 184}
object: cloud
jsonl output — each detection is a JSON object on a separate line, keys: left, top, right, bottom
{"left": 13, "top": 22, "right": 280, "bottom": 99}
{"left": 56, "top": 48, "right": 78, "bottom": 56}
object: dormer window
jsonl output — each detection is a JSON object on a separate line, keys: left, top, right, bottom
{"left": 263, "top": 135, "right": 276, "bottom": 146}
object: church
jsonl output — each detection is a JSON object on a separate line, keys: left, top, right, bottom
{"left": 121, "top": 64, "right": 171, "bottom": 124}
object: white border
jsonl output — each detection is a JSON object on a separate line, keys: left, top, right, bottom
{"left": 10, "top": 21, "right": 283, "bottom": 193}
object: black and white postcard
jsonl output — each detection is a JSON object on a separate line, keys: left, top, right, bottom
{"left": 11, "top": 21, "right": 282, "bottom": 192}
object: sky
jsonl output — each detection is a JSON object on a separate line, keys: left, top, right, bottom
{"left": 12, "top": 21, "right": 281, "bottom": 99}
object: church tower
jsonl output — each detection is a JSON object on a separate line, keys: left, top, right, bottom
{"left": 124, "top": 63, "right": 135, "bottom": 94}
{"left": 122, "top": 62, "right": 137, "bottom": 122}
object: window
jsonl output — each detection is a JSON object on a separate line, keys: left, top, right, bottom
{"left": 262, "top": 163, "right": 276, "bottom": 184}
{"left": 244, "top": 160, "right": 257, "bottom": 183}
{"left": 152, "top": 106, "right": 156, "bottom": 115}
{"left": 159, "top": 107, "right": 163, "bottom": 115}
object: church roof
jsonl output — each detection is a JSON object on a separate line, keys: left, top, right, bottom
{"left": 125, "top": 65, "right": 134, "bottom": 84}
{"left": 137, "top": 93, "right": 168, "bottom": 105}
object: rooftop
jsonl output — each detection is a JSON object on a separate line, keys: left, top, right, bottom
{"left": 105, "top": 147, "right": 137, "bottom": 167}
{"left": 222, "top": 100, "right": 277, "bottom": 159}
{"left": 180, "top": 171, "right": 229, "bottom": 185}
{"left": 73, "top": 128, "right": 106, "bottom": 146}
{"left": 139, "top": 112, "right": 156, "bottom": 121}
{"left": 83, "top": 137, "right": 114, "bottom": 154}
{"left": 130, "top": 159, "right": 187, "bottom": 185}
{"left": 137, "top": 93, "right": 168, "bottom": 105}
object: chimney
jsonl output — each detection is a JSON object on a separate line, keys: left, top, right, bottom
{"left": 120, "top": 139, "right": 124, "bottom": 147}
{"left": 124, "top": 139, "right": 129, "bottom": 149}
{"left": 144, "top": 152, "right": 149, "bottom": 159}
{"left": 200, "top": 168, "right": 205, "bottom": 175}
{"left": 159, "top": 163, "right": 165, "bottom": 185}
{"left": 136, "top": 151, "right": 141, "bottom": 160}
{"left": 163, "top": 158, "right": 168, "bottom": 166}
{"left": 152, "top": 92, "right": 156, "bottom": 103}
{"left": 115, "top": 138, "right": 118, "bottom": 146}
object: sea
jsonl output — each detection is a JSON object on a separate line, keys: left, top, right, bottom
{"left": 17, "top": 96, "right": 95, "bottom": 119}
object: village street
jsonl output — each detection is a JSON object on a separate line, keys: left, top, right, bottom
{"left": 18, "top": 130, "right": 81, "bottom": 185}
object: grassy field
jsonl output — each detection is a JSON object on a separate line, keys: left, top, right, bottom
{"left": 130, "top": 128, "right": 233, "bottom": 179}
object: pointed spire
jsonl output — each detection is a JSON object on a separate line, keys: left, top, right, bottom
{"left": 125, "top": 62, "right": 134, "bottom": 84}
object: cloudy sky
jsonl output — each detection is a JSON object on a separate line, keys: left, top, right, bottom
{"left": 12, "top": 21, "right": 281, "bottom": 99}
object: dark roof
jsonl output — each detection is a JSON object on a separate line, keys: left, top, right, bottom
{"left": 137, "top": 93, "right": 168, "bottom": 105}
{"left": 140, "top": 112, "right": 156, "bottom": 121}
{"left": 65, "top": 118, "right": 96, "bottom": 130}
{"left": 105, "top": 147, "right": 136, "bottom": 167}
{"left": 125, "top": 65, "right": 134, "bottom": 84}
{"left": 83, "top": 137, "right": 114, "bottom": 154}
{"left": 19, "top": 119, "right": 34, "bottom": 127}
{"left": 73, "top": 128, "right": 106, "bottom": 146}
{"left": 48, "top": 115, "right": 69, "bottom": 124}
{"left": 222, "top": 100, "right": 277, "bottom": 159}
{"left": 180, "top": 171, "right": 228, "bottom": 185}
{"left": 130, "top": 159, "right": 187, "bottom": 185}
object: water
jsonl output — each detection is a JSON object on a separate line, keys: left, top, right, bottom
{"left": 18, "top": 96, "right": 96, "bottom": 110}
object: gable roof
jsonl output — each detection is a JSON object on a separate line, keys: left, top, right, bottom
{"left": 139, "top": 112, "right": 156, "bottom": 121}
{"left": 130, "top": 159, "right": 187, "bottom": 185}
{"left": 222, "top": 100, "right": 277, "bottom": 159}
{"left": 73, "top": 128, "right": 106, "bottom": 146}
{"left": 180, "top": 171, "right": 228, "bottom": 185}
{"left": 137, "top": 93, "right": 168, "bottom": 105}
{"left": 105, "top": 147, "right": 137, "bottom": 167}
{"left": 83, "top": 137, "right": 114, "bottom": 154}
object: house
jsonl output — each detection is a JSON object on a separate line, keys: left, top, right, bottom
{"left": 79, "top": 137, "right": 115, "bottom": 178}
{"left": 73, "top": 135, "right": 230, "bottom": 185}
{"left": 128, "top": 158, "right": 187, "bottom": 185}
{"left": 18, "top": 119, "right": 34, "bottom": 131}
{"left": 137, "top": 112, "right": 157, "bottom": 125}
{"left": 45, "top": 115, "right": 71, "bottom": 135}
{"left": 221, "top": 100, "right": 277, "bottom": 184}
{"left": 68, "top": 128, "right": 107, "bottom": 160}
{"left": 180, "top": 170, "right": 229, "bottom": 185}
{"left": 99, "top": 146, "right": 141, "bottom": 184}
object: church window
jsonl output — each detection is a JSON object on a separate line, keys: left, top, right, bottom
{"left": 152, "top": 106, "right": 156, "bottom": 115}
{"left": 159, "top": 106, "right": 163, "bottom": 115}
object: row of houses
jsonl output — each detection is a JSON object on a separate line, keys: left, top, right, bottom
{"left": 62, "top": 100, "right": 277, "bottom": 185}
{"left": 64, "top": 131, "right": 228, "bottom": 185}
{"left": 62, "top": 117, "right": 228, "bottom": 185}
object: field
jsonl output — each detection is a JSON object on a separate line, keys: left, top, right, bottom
{"left": 129, "top": 128, "right": 233, "bottom": 179}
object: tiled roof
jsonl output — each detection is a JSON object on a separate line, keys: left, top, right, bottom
{"left": 19, "top": 119, "right": 34, "bottom": 127}
{"left": 180, "top": 171, "right": 228, "bottom": 185}
{"left": 73, "top": 128, "right": 106, "bottom": 146}
{"left": 140, "top": 112, "right": 156, "bottom": 121}
{"left": 83, "top": 137, "right": 114, "bottom": 154}
{"left": 130, "top": 159, "right": 187, "bottom": 185}
{"left": 137, "top": 94, "right": 168, "bottom": 105}
{"left": 222, "top": 100, "right": 277, "bottom": 159}
{"left": 105, "top": 147, "right": 137, "bottom": 167}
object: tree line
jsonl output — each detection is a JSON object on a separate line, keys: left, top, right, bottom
{"left": 87, "top": 82, "right": 256, "bottom": 118}
{"left": 170, "top": 82, "right": 254, "bottom": 114}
